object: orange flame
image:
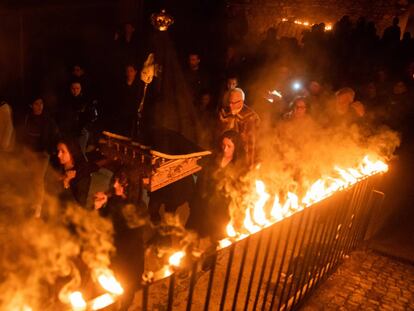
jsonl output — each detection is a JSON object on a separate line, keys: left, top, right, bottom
{"left": 168, "top": 251, "right": 185, "bottom": 267}
{"left": 219, "top": 155, "right": 388, "bottom": 248}
{"left": 91, "top": 294, "right": 115, "bottom": 311}
{"left": 95, "top": 269, "right": 124, "bottom": 296}
{"left": 69, "top": 291, "right": 87, "bottom": 311}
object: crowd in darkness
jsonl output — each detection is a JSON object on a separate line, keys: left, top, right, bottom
{"left": 0, "top": 11, "right": 413, "bottom": 309}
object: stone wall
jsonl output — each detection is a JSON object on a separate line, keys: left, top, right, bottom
{"left": 230, "top": 0, "right": 405, "bottom": 44}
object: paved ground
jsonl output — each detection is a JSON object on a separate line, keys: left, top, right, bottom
{"left": 300, "top": 248, "right": 414, "bottom": 310}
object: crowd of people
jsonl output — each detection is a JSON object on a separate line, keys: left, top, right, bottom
{"left": 0, "top": 13, "right": 413, "bottom": 310}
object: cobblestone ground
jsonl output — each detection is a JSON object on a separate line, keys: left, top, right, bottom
{"left": 300, "top": 248, "right": 414, "bottom": 310}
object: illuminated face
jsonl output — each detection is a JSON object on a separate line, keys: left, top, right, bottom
{"left": 126, "top": 65, "right": 137, "bottom": 81}
{"left": 222, "top": 137, "right": 235, "bottom": 159}
{"left": 188, "top": 54, "right": 200, "bottom": 70}
{"left": 228, "top": 91, "right": 243, "bottom": 115}
{"left": 125, "top": 23, "right": 135, "bottom": 35}
{"left": 32, "top": 99, "right": 44, "bottom": 115}
{"left": 293, "top": 100, "right": 307, "bottom": 118}
{"left": 309, "top": 81, "right": 321, "bottom": 95}
{"left": 70, "top": 83, "right": 82, "bottom": 97}
{"left": 200, "top": 93, "right": 211, "bottom": 108}
{"left": 57, "top": 143, "right": 73, "bottom": 167}
{"left": 113, "top": 178, "right": 125, "bottom": 196}
{"left": 227, "top": 78, "right": 238, "bottom": 90}
{"left": 335, "top": 93, "right": 353, "bottom": 115}
{"left": 393, "top": 82, "right": 407, "bottom": 95}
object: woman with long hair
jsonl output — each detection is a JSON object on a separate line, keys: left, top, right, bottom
{"left": 187, "top": 130, "right": 247, "bottom": 240}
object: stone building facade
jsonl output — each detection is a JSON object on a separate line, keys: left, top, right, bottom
{"left": 228, "top": 0, "right": 409, "bottom": 44}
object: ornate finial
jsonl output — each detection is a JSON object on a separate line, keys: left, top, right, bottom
{"left": 151, "top": 9, "right": 174, "bottom": 31}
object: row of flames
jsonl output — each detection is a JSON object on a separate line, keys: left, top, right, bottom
{"left": 162, "top": 155, "right": 387, "bottom": 273}
{"left": 66, "top": 155, "right": 387, "bottom": 309}
{"left": 281, "top": 18, "right": 333, "bottom": 31}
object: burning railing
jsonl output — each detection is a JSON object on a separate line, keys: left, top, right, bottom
{"left": 60, "top": 155, "right": 387, "bottom": 310}
{"left": 125, "top": 156, "right": 387, "bottom": 311}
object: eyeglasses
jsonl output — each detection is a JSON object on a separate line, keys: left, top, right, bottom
{"left": 229, "top": 100, "right": 242, "bottom": 105}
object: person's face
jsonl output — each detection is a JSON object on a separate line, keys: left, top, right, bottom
{"left": 222, "top": 137, "right": 235, "bottom": 159}
{"left": 57, "top": 143, "right": 73, "bottom": 167}
{"left": 126, "top": 66, "right": 137, "bottom": 81}
{"left": 309, "top": 81, "right": 321, "bottom": 95}
{"left": 293, "top": 100, "right": 307, "bottom": 118}
{"left": 113, "top": 178, "right": 125, "bottom": 196}
{"left": 200, "top": 94, "right": 211, "bottom": 108}
{"left": 227, "top": 78, "right": 238, "bottom": 90}
{"left": 335, "top": 94, "right": 353, "bottom": 114}
{"left": 72, "top": 65, "right": 84, "bottom": 78}
{"left": 32, "top": 99, "right": 44, "bottom": 115}
{"left": 70, "top": 83, "right": 82, "bottom": 97}
{"left": 228, "top": 91, "right": 243, "bottom": 115}
{"left": 188, "top": 54, "right": 200, "bottom": 70}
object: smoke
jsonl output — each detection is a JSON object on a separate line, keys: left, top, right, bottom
{"left": 226, "top": 106, "right": 400, "bottom": 229}
{"left": 0, "top": 151, "right": 114, "bottom": 310}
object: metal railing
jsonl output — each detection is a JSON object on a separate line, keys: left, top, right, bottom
{"left": 135, "top": 175, "right": 383, "bottom": 311}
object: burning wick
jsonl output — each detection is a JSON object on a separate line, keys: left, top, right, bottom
{"left": 69, "top": 291, "right": 87, "bottom": 311}
{"left": 169, "top": 251, "right": 185, "bottom": 267}
{"left": 96, "top": 269, "right": 124, "bottom": 296}
{"left": 292, "top": 81, "right": 302, "bottom": 91}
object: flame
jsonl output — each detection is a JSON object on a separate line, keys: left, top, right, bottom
{"left": 270, "top": 90, "right": 282, "bottom": 98}
{"left": 69, "top": 291, "right": 87, "bottom": 311}
{"left": 96, "top": 269, "right": 124, "bottom": 296}
{"left": 219, "top": 155, "right": 388, "bottom": 248}
{"left": 168, "top": 251, "right": 185, "bottom": 267}
{"left": 91, "top": 294, "right": 115, "bottom": 311}
{"left": 325, "top": 24, "right": 333, "bottom": 30}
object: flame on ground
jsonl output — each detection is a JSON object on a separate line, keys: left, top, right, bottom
{"left": 219, "top": 155, "right": 388, "bottom": 248}
{"left": 69, "top": 291, "right": 87, "bottom": 311}
{"left": 95, "top": 268, "right": 124, "bottom": 296}
{"left": 168, "top": 251, "right": 185, "bottom": 267}
{"left": 91, "top": 294, "right": 115, "bottom": 311}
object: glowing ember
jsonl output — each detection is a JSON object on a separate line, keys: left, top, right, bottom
{"left": 96, "top": 269, "right": 124, "bottom": 296}
{"left": 168, "top": 251, "right": 185, "bottom": 267}
{"left": 91, "top": 294, "right": 115, "bottom": 311}
{"left": 69, "top": 291, "right": 87, "bottom": 311}
{"left": 270, "top": 90, "right": 282, "bottom": 98}
{"left": 219, "top": 155, "right": 388, "bottom": 248}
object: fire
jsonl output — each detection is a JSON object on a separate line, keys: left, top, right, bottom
{"left": 168, "top": 251, "right": 185, "bottom": 267}
{"left": 69, "top": 291, "right": 87, "bottom": 311}
{"left": 219, "top": 155, "right": 388, "bottom": 248}
{"left": 96, "top": 269, "right": 124, "bottom": 296}
{"left": 91, "top": 294, "right": 115, "bottom": 311}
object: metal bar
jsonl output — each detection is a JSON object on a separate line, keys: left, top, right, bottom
{"left": 186, "top": 262, "right": 198, "bottom": 311}
{"left": 219, "top": 244, "right": 236, "bottom": 311}
{"left": 267, "top": 216, "right": 295, "bottom": 311}
{"left": 252, "top": 228, "right": 274, "bottom": 310}
{"left": 269, "top": 212, "right": 301, "bottom": 310}
{"left": 142, "top": 285, "right": 149, "bottom": 311}
{"left": 204, "top": 254, "right": 217, "bottom": 311}
{"left": 277, "top": 208, "right": 310, "bottom": 311}
{"left": 291, "top": 207, "right": 320, "bottom": 309}
{"left": 243, "top": 233, "right": 264, "bottom": 311}
{"left": 167, "top": 274, "right": 176, "bottom": 311}
{"left": 231, "top": 237, "right": 251, "bottom": 311}
{"left": 284, "top": 207, "right": 317, "bottom": 310}
{"left": 261, "top": 221, "right": 285, "bottom": 311}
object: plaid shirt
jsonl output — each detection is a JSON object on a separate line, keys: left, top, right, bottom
{"left": 218, "top": 105, "right": 260, "bottom": 165}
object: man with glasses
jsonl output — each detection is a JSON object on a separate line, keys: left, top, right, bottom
{"left": 218, "top": 88, "right": 260, "bottom": 166}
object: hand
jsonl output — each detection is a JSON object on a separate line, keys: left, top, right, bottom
{"left": 351, "top": 101, "right": 365, "bottom": 117}
{"left": 63, "top": 170, "right": 76, "bottom": 189}
{"left": 94, "top": 192, "right": 108, "bottom": 210}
